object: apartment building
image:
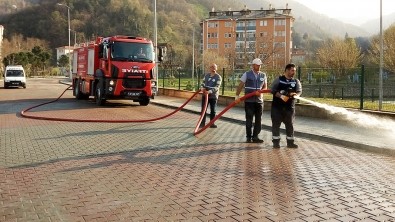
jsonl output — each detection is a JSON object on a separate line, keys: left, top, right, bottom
{"left": 201, "top": 6, "right": 294, "bottom": 70}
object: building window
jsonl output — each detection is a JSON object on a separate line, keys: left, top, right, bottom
{"left": 246, "top": 32, "right": 255, "bottom": 38}
{"left": 260, "top": 43, "right": 268, "bottom": 48}
{"left": 225, "top": 43, "right": 232, "bottom": 48}
{"left": 236, "top": 42, "right": 243, "bottom": 49}
{"left": 274, "top": 31, "right": 286, "bottom": 37}
{"left": 260, "top": 32, "right": 268, "bottom": 37}
{"left": 274, "top": 42, "right": 286, "bottom": 48}
{"left": 274, "top": 19, "right": 286, "bottom": 26}
{"left": 225, "top": 33, "right": 232, "bottom": 38}
{"left": 247, "top": 21, "right": 256, "bottom": 27}
{"left": 208, "top": 43, "right": 218, "bottom": 49}
{"left": 236, "top": 21, "right": 245, "bottom": 27}
{"left": 236, "top": 32, "right": 245, "bottom": 38}
{"left": 208, "top": 33, "right": 218, "bottom": 38}
{"left": 208, "top": 22, "right": 218, "bottom": 28}
{"left": 259, "top": 20, "right": 268, "bottom": 26}
{"left": 225, "top": 21, "right": 232, "bottom": 27}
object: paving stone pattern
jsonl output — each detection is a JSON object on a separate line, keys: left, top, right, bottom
{"left": 1, "top": 78, "right": 395, "bottom": 221}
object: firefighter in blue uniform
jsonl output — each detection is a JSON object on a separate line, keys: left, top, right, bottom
{"left": 200, "top": 63, "right": 222, "bottom": 128}
{"left": 235, "top": 58, "right": 267, "bottom": 143}
{"left": 271, "top": 63, "right": 302, "bottom": 148}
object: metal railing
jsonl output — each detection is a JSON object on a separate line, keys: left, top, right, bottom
{"left": 157, "top": 66, "right": 395, "bottom": 112}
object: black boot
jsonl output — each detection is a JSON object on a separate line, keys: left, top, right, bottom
{"left": 209, "top": 116, "right": 217, "bottom": 128}
{"left": 272, "top": 139, "right": 280, "bottom": 148}
{"left": 287, "top": 140, "right": 298, "bottom": 148}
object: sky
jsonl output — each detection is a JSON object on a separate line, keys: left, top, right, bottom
{"left": 293, "top": 0, "right": 395, "bottom": 26}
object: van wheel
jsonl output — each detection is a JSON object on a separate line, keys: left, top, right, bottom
{"left": 23, "top": 84, "right": 26, "bottom": 89}
{"left": 139, "top": 97, "right": 150, "bottom": 106}
{"left": 95, "top": 85, "right": 106, "bottom": 106}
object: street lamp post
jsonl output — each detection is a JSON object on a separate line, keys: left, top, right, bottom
{"left": 192, "top": 27, "right": 195, "bottom": 90}
{"left": 57, "top": 3, "right": 72, "bottom": 81}
{"left": 154, "top": 0, "right": 159, "bottom": 95}
{"left": 379, "top": 0, "right": 384, "bottom": 110}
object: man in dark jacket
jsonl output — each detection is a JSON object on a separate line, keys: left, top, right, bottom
{"left": 271, "top": 63, "right": 302, "bottom": 148}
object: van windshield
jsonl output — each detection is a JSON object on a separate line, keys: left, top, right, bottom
{"left": 6, "top": 70, "right": 24, "bottom": 77}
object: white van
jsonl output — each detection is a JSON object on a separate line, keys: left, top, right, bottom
{"left": 4, "top": 65, "right": 26, "bottom": 89}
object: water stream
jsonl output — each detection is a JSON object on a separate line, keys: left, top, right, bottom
{"left": 295, "top": 96, "right": 395, "bottom": 134}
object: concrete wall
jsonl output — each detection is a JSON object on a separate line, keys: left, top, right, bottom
{"left": 158, "top": 88, "right": 395, "bottom": 120}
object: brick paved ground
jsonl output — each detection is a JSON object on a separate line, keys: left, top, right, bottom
{"left": 1, "top": 78, "right": 395, "bottom": 221}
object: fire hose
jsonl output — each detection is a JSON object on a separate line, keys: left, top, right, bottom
{"left": 20, "top": 85, "right": 271, "bottom": 136}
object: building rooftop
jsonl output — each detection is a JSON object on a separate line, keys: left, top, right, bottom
{"left": 207, "top": 7, "right": 293, "bottom": 20}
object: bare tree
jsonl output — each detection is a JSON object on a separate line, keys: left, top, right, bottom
{"left": 2, "top": 34, "right": 49, "bottom": 58}
{"left": 202, "top": 50, "right": 229, "bottom": 74}
{"left": 316, "top": 37, "right": 361, "bottom": 83}
{"left": 369, "top": 25, "right": 395, "bottom": 73}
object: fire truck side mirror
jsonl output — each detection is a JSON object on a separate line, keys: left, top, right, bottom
{"left": 157, "top": 46, "right": 166, "bottom": 62}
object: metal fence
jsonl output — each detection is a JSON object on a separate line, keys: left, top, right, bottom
{"left": 157, "top": 66, "right": 395, "bottom": 112}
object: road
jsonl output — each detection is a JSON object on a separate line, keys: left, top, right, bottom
{"left": 1, "top": 78, "right": 395, "bottom": 221}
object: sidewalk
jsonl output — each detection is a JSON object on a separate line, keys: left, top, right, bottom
{"left": 152, "top": 95, "right": 395, "bottom": 156}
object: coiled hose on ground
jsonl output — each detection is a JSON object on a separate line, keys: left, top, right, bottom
{"left": 20, "top": 85, "right": 270, "bottom": 136}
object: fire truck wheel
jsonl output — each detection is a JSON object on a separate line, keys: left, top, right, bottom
{"left": 74, "top": 79, "right": 83, "bottom": 100}
{"left": 95, "top": 86, "right": 106, "bottom": 106}
{"left": 139, "top": 97, "right": 150, "bottom": 106}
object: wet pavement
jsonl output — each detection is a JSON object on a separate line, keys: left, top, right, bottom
{"left": 1, "top": 78, "right": 395, "bottom": 222}
{"left": 152, "top": 94, "right": 395, "bottom": 156}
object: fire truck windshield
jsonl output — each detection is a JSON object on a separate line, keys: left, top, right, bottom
{"left": 111, "top": 42, "right": 154, "bottom": 62}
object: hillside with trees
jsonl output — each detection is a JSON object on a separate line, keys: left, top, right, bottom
{"left": 0, "top": 0, "right": 242, "bottom": 68}
{"left": 1, "top": 0, "right": 395, "bottom": 76}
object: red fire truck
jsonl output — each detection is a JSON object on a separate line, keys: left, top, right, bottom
{"left": 72, "top": 36, "right": 163, "bottom": 106}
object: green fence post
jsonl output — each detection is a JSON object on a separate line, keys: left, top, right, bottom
{"left": 178, "top": 69, "right": 181, "bottom": 90}
{"left": 297, "top": 66, "right": 301, "bottom": 80}
{"left": 222, "top": 68, "right": 225, "bottom": 96}
{"left": 360, "top": 65, "right": 364, "bottom": 110}
{"left": 341, "top": 87, "right": 344, "bottom": 100}
{"left": 196, "top": 67, "right": 200, "bottom": 90}
{"left": 319, "top": 86, "right": 322, "bottom": 98}
{"left": 162, "top": 69, "right": 165, "bottom": 89}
